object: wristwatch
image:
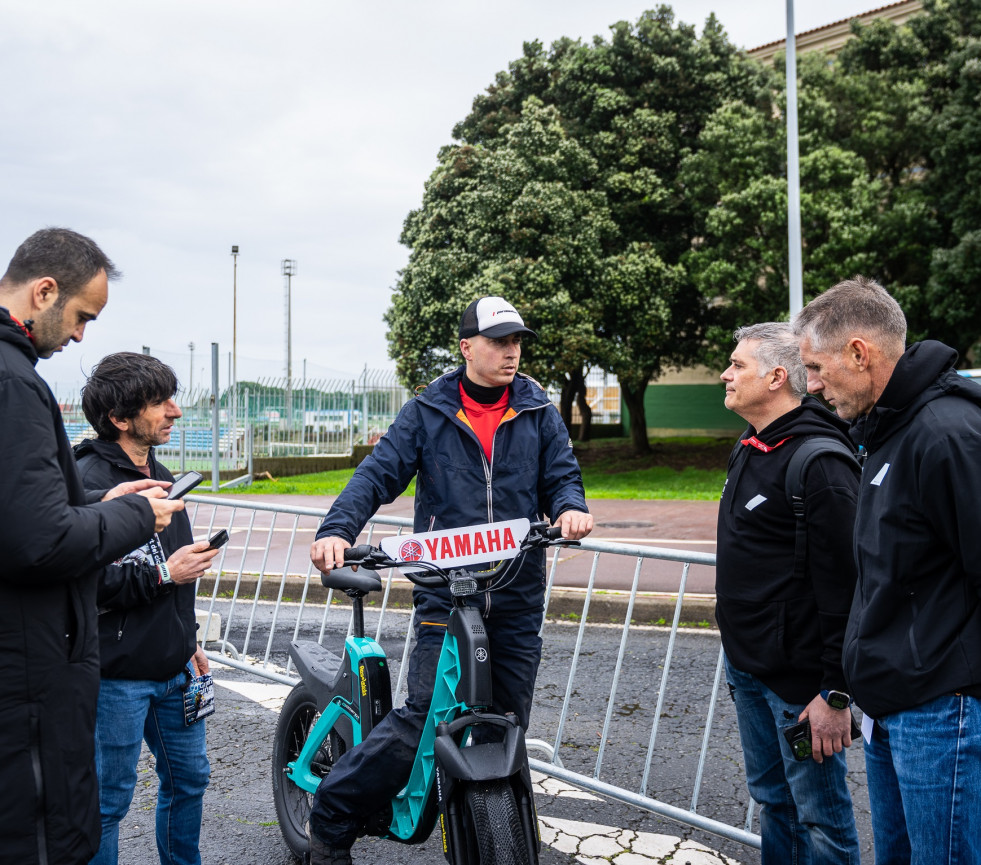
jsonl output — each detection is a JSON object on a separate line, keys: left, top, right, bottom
{"left": 157, "top": 563, "right": 173, "bottom": 585}
{"left": 821, "top": 689, "right": 851, "bottom": 710}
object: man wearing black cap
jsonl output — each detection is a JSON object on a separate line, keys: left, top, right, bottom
{"left": 308, "top": 295, "right": 592, "bottom": 865}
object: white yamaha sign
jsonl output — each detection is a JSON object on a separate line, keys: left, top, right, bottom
{"left": 379, "top": 518, "right": 530, "bottom": 570}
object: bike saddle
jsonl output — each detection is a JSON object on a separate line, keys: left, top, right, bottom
{"left": 321, "top": 566, "right": 383, "bottom": 595}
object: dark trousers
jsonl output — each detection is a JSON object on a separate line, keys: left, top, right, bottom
{"left": 309, "top": 606, "right": 543, "bottom": 848}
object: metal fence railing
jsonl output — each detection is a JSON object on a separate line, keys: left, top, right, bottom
{"left": 183, "top": 494, "right": 759, "bottom": 851}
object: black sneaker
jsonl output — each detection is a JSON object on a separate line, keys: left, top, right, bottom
{"left": 306, "top": 823, "right": 353, "bottom": 865}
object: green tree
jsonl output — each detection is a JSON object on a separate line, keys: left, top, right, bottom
{"left": 685, "top": 0, "right": 981, "bottom": 365}
{"left": 388, "top": 7, "right": 772, "bottom": 452}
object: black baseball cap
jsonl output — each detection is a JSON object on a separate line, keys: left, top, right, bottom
{"left": 459, "top": 296, "right": 537, "bottom": 340}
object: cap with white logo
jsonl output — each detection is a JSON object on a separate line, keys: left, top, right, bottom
{"left": 459, "top": 296, "right": 537, "bottom": 340}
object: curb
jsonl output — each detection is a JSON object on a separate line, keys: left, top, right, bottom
{"left": 196, "top": 575, "right": 718, "bottom": 629}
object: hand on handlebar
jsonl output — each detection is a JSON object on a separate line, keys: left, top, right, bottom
{"left": 311, "top": 536, "right": 351, "bottom": 572}
{"left": 555, "top": 510, "right": 593, "bottom": 541}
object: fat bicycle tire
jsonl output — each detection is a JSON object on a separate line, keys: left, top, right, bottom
{"left": 271, "top": 683, "right": 345, "bottom": 859}
{"left": 464, "top": 779, "right": 532, "bottom": 865}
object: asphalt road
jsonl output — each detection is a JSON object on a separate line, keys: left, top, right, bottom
{"left": 118, "top": 610, "right": 873, "bottom": 865}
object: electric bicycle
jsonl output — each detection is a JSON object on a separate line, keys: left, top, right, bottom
{"left": 271, "top": 518, "right": 575, "bottom": 864}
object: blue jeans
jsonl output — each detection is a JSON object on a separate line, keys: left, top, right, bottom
{"left": 864, "top": 694, "right": 981, "bottom": 865}
{"left": 310, "top": 606, "right": 543, "bottom": 849}
{"left": 89, "top": 672, "right": 210, "bottom": 865}
{"left": 725, "top": 657, "right": 860, "bottom": 865}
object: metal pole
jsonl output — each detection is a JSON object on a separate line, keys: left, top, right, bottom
{"left": 281, "top": 260, "right": 296, "bottom": 432}
{"left": 786, "top": 0, "right": 804, "bottom": 316}
{"left": 231, "top": 246, "right": 239, "bottom": 466}
{"left": 211, "top": 342, "right": 220, "bottom": 492}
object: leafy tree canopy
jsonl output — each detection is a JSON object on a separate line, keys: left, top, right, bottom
{"left": 387, "top": 6, "right": 771, "bottom": 451}
{"left": 685, "top": 0, "right": 981, "bottom": 365}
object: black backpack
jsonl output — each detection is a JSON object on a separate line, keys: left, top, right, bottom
{"left": 784, "top": 437, "right": 860, "bottom": 581}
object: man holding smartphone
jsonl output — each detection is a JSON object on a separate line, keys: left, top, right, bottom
{"left": 75, "top": 352, "right": 219, "bottom": 865}
{"left": 717, "top": 323, "right": 861, "bottom": 864}
{"left": 0, "top": 229, "right": 184, "bottom": 864}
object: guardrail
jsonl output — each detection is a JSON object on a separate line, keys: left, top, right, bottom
{"left": 185, "top": 494, "right": 759, "bottom": 851}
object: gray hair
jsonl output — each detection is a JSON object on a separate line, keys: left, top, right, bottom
{"left": 792, "top": 276, "right": 906, "bottom": 360}
{"left": 733, "top": 322, "right": 807, "bottom": 400}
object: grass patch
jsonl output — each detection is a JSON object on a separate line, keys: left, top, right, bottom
{"left": 209, "top": 437, "right": 729, "bottom": 501}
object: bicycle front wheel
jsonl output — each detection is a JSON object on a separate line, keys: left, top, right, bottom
{"left": 271, "top": 683, "right": 345, "bottom": 859}
{"left": 464, "top": 779, "right": 532, "bottom": 865}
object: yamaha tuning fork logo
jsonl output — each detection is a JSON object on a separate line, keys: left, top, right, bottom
{"left": 398, "top": 540, "right": 424, "bottom": 561}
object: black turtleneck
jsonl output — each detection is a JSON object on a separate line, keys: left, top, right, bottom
{"left": 461, "top": 374, "right": 507, "bottom": 406}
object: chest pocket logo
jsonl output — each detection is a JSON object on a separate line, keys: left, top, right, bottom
{"left": 745, "top": 494, "right": 767, "bottom": 511}
{"left": 870, "top": 463, "right": 891, "bottom": 486}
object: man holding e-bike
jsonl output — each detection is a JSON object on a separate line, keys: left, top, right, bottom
{"left": 308, "top": 296, "right": 592, "bottom": 865}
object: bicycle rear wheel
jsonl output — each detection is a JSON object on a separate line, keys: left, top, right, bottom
{"left": 271, "top": 683, "right": 345, "bottom": 859}
{"left": 464, "top": 779, "right": 532, "bottom": 865}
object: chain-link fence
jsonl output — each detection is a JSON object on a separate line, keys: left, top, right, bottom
{"left": 56, "top": 366, "right": 621, "bottom": 481}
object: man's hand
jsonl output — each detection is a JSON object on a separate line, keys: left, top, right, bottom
{"left": 137, "top": 487, "right": 184, "bottom": 532}
{"left": 556, "top": 510, "right": 593, "bottom": 541}
{"left": 166, "top": 542, "right": 221, "bottom": 584}
{"left": 799, "top": 694, "right": 853, "bottom": 763}
{"left": 102, "top": 478, "right": 171, "bottom": 501}
{"left": 311, "top": 536, "right": 351, "bottom": 573}
{"left": 189, "top": 644, "right": 210, "bottom": 677}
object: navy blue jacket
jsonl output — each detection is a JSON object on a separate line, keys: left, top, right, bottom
{"left": 844, "top": 341, "right": 981, "bottom": 717}
{"left": 316, "top": 366, "right": 588, "bottom": 618}
{"left": 75, "top": 438, "right": 198, "bottom": 682}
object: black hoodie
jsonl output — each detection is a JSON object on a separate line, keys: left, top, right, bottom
{"left": 843, "top": 340, "right": 981, "bottom": 717}
{"left": 74, "top": 438, "right": 198, "bottom": 681}
{"left": 716, "top": 396, "right": 860, "bottom": 703}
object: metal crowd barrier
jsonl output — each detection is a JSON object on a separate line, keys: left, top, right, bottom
{"left": 185, "top": 494, "right": 760, "bottom": 851}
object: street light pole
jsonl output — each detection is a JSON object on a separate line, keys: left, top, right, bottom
{"left": 786, "top": 0, "right": 804, "bottom": 316}
{"left": 281, "top": 259, "right": 297, "bottom": 431}
{"left": 188, "top": 341, "right": 195, "bottom": 399}
{"left": 231, "top": 246, "right": 239, "bottom": 463}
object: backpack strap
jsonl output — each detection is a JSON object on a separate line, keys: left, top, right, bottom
{"left": 785, "top": 437, "right": 859, "bottom": 581}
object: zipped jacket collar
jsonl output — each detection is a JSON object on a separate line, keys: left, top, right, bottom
{"left": 416, "top": 365, "right": 550, "bottom": 420}
{"left": 0, "top": 306, "right": 39, "bottom": 365}
{"left": 852, "top": 340, "right": 981, "bottom": 454}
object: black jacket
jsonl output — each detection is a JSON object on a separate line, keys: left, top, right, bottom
{"left": 0, "top": 307, "right": 155, "bottom": 864}
{"left": 716, "top": 397, "right": 860, "bottom": 704}
{"left": 74, "top": 438, "right": 198, "bottom": 681}
{"left": 843, "top": 340, "right": 981, "bottom": 717}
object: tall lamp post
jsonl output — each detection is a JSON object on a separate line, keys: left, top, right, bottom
{"left": 281, "top": 259, "right": 296, "bottom": 431}
{"left": 786, "top": 0, "right": 804, "bottom": 316}
{"left": 231, "top": 245, "right": 239, "bottom": 461}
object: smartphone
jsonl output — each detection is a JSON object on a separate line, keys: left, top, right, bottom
{"left": 783, "top": 719, "right": 812, "bottom": 762}
{"left": 206, "top": 528, "right": 229, "bottom": 550}
{"left": 167, "top": 471, "right": 204, "bottom": 500}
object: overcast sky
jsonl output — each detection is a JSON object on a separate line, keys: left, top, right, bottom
{"left": 1, "top": 0, "right": 873, "bottom": 396}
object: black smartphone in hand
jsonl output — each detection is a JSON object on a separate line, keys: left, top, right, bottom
{"left": 206, "top": 529, "right": 229, "bottom": 550}
{"left": 167, "top": 471, "right": 204, "bottom": 500}
{"left": 784, "top": 719, "right": 812, "bottom": 762}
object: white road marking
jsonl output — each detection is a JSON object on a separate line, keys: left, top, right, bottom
{"left": 216, "top": 678, "right": 744, "bottom": 864}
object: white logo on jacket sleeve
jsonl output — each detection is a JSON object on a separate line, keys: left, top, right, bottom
{"left": 870, "top": 463, "right": 890, "bottom": 486}
{"left": 745, "top": 494, "right": 767, "bottom": 511}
